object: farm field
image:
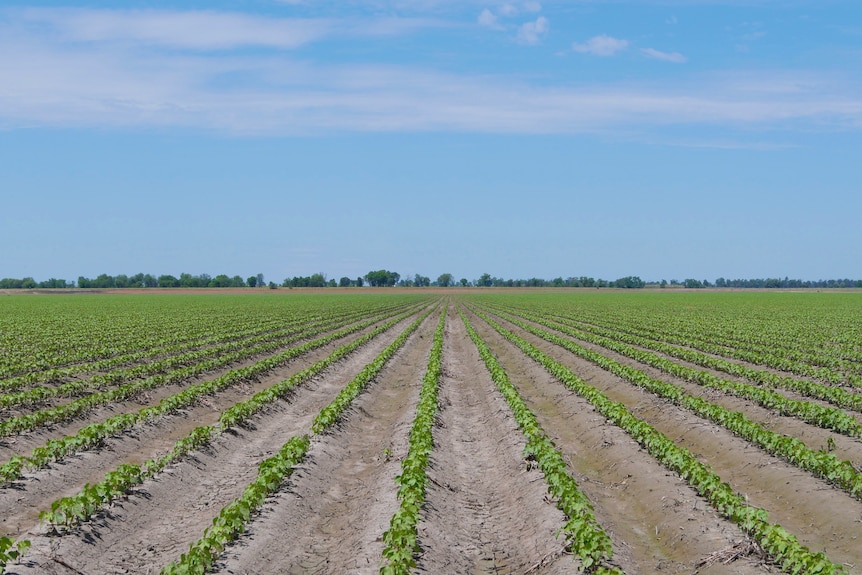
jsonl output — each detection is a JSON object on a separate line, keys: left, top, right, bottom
{"left": 1, "top": 291, "right": 861, "bottom": 574}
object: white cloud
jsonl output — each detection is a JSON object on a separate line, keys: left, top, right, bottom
{"left": 572, "top": 34, "right": 629, "bottom": 56}
{"left": 498, "top": 2, "right": 542, "bottom": 17}
{"left": 7, "top": 8, "right": 442, "bottom": 51}
{"left": 1, "top": 8, "right": 860, "bottom": 136}
{"left": 14, "top": 8, "right": 331, "bottom": 50}
{"left": 499, "top": 4, "right": 520, "bottom": 17}
{"left": 517, "top": 16, "right": 549, "bottom": 45}
{"left": 641, "top": 47, "right": 687, "bottom": 63}
{"left": 478, "top": 9, "right": 502, "bottom": 29}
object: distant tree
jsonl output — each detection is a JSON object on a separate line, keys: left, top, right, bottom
{"left": 414, "top": 274, "right": 431, "bottom": 287}
{"left": 437, "top": 273, "right": 453, "bottom": 287}
{"left": 356, "top": 276, "right": 364, "bottom": 287}
{"left": 256, "top": 273, "right": 265, "bottom": 288}
{"left": 179, "top": 273, "right": 200, "bottom": 288}
{"left": 247, "top": 276, "right": 257, "bottom": 288}
{"left": 209, "top": 274, "right": 231, "bottom": 287}
{"left": 365, "top": 270, "right": 400, "bottom": 287}
{"left": 613, "top": 276, "right": 645, "bottom": 289}
{"left": 684, "top": 278, "right": 704, "bottom": 288}
{"left": 268, "top": 281, "right": 278, "bottom": 289}
{"left": 38, "top": 278, "right": 69, "bottom": 289}
{"left": 460, "top": 278, "right": 469, "bottom": 287}
{"left": 339, "top": 276, "right": 352, "bottom": 287}
{"left": 477, "top": 273, "right": 492, "bottom": 287}
{"left": 21, "top": 277, "right": 37, "bottom": 289}
{"left": 158, "top": 275, "right": 180, "bottom": 288}
{"left": 309, "top": 273, "right": 327, "bottom": 287}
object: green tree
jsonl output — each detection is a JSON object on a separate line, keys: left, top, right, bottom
{"left": 365, "top": 270, "right": 399, "bottom": 287}
{"left": 460, "top": 278, "right": 469, "bottom": 287}
{"left": 437, "top": 273, "right": 453, "bottom": 287}
{"left": 247, "top": 276, "right": 258, "bottom": 288}
{"left": 158, "top": 275, "right": 180, "bottom": 288}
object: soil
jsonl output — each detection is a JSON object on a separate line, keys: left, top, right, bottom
{"left": 2, "top": 299, "right": 861, "bottom": 575}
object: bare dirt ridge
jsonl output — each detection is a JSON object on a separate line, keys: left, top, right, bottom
{"left": 3, "top": 298, "right": 862, "bottom": 574}
{"left": 473, "top": 306, "right": 862, "bottom": 572}
{"left": 0, "top": 314, "right": 404, "bottom": 542}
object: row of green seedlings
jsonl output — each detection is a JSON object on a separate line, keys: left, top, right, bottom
{"left": 571, "top": 299, "right": 862, "bottom": 372}
{"left": 0, "top": 537, "right": 29, "bottom": 574}
{"left": 492, "top": 305, "right": 862, "bottom": 436}
{"left": 0, "top": 306, "right": 418, "bottom": 487}
{"left": 535, "top": 308, "right": 862, "bottom": 415}
{"left": 37, "top": 306, "right": 433, "bottom": 533}
{"left": 0, "top": 307, "right": 298, "bottom": 391}
{"left": 470, "top": 307, "right": 848, "bottom": 575}
{"left": 159, "top": 305, "right": 437, "bottom": 575}
{"left": 0, "top": 306, "right": 375, "bottom": 409}
{"left": 484, "top": 307, "right": 862, "bottom": 501}
{"left": 0, "top": 305, "right": 286, "bottom": 380}
{"left": 379, "top": 307, "right": 446, "bottom": 574}
{"left": 567, "top": 306, "right": 861, "bottom": 387}
{"left": 0, "top": 302, "right": 421, "bottom": 438}
{"left": 459, "top": 308, "right": 623, "bottom": 575}
{"left": 1, "top": 298, "right": 414, "bottom": 393}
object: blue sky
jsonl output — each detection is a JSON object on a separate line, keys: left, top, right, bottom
{"left": 1, "top": 0, "right": 860, "bottom": 284}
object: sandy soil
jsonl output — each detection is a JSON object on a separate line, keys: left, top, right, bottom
{"left": 0, "top": 315, "right": 400, "bottom": 541}
{"left": 3, "top": 298, "right": 861, "bottom": 575}
{"left": 3, "top": 311, "right": 423, "bottom": 574}
{"left": 476, "top": 307, "right": 862, "bottom": 572}
{"left": 214, "top": 310, "right": 438, "bottom": 574}
{"left": 414, "top": 305, "right": 572, "bottom": 574}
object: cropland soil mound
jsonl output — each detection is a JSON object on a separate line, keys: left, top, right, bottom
{"left": 1, "top": 293, "right": 860, "bottom": 574}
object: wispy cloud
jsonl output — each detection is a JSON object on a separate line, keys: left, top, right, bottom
{"left": 641, "top": 47, "right": 687, "bottom": 63}
{"left": 517, "top": 16, "right": 549, "bottom": 44}
{"left": 572, "top": 34, "right": 629, "bottom": 56}
{"left": 7, "top": 8, "right": 442, "bottom": 51}
{"left": 478, "top": 9, "right": 502, "bottom": 30}
{"left": 0, "top": 8, "right": 860, "bottom": 137}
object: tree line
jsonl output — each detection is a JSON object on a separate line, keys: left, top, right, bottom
{"left": 3, "top": 271, "right": 861, "bottom": 290}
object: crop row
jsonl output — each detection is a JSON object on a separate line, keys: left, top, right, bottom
{"left": 0, "top": 306, "right": 418, "bottom": 486}
{"left": 380, "top": 306, "right": 446, "bottom": 574}
{"left": 0, "top": 297, "right": 284, "bottom": 377}
{"left": 0, "top": 307, "right": 371, "bottom": 410}
{"left": 0, "top": 302, "right": 383, "bottom": 394}
{"left": 0, "top": 301, "right": 421, "bottom": 438}
{"left": 556, "top": 302, "right": 862, "bottom": 386}
{"left": 159, "top": 303, "right": 437, "bottom": 575}
{"left": 493, "top": 305, "right": 862, "bottom": 438}
{"left": 460, "top": 308, "right": 622, "bottom": 574}
{"left": 483, "top": 307, "right": 862, "bottom": 502}
{"left": 536, "top": 309, "right": 862, "bottom": 415}
{"left": 38, "top": 307, "right": 429, "bottom": 531}
{"left": 0, "top": 311, "right": 294, "bottom": 391}
{"left": 470, "top": 306, "right": 848, "bottom": 575}
{"left": 0, "top": 295, "right": 423, "bottom": 379}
